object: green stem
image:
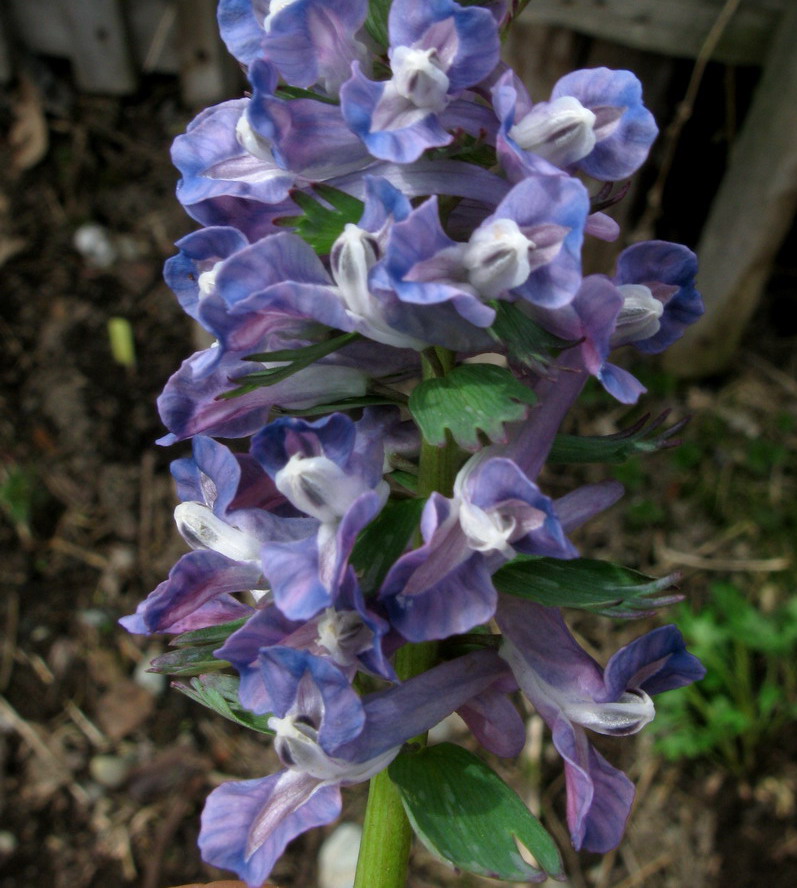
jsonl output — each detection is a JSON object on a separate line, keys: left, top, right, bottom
{"left": 353, "top": 349, "right": 458, "bottom": 888}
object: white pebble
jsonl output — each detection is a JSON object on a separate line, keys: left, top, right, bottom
{"left": 318, "top": 822, "right": 362, "bottom": 888}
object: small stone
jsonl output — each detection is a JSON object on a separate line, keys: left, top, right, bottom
{"left": 134, "top": 647, "right": 167, "bottom": 696}
{"left": 0, "top": 831, "right": 17, "bottom": 856}
{"left": 73, "top": 223, "right": 117, "bottom": 268}
{"left": 427, "top": 712, "right": 466, "bottom": 745}
{"left": 89, "top": 754, "right": 131, "bottom": 789}
{"left": 318, "top": 822, "right": 362, "bottom": 888}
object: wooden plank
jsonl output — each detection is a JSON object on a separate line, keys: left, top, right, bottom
{"left": 662, "top": 1, "right": 797, "bottom": 377}
{"left": 125, "top": 0, "right": 180, "bottom": 75}
{"left": 9, "top": 0, "right": 71, "bottom": 58}
{"left": 520, "top": 0, "right": 784, "bottom": 67}
{"left": 0, "top": 13, "right": 11, "bottom": 83}
{"left": 175, "top": 0, "right": 240, "bottom": 106}
{"left": 59, "top": 0, "right": 137, "bottom": 94}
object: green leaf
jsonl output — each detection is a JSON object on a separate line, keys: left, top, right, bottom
{"left": 272, "top": 395, "right": 403, "bottom": 417}
{"left": 221, "top": 331, "right": 361, "bottom": 399}
{"left": 148, "top": 646, "right": 231, "bottom": 677}
{"left": 549, "top": 411, "right": 689, "bottom": 464}
{"left": 350, "top": 497, "right": 426, "bottom": 592}
{"left": 277, "top": 184, "right": 364, "bottom": 254}
{"left": 170, "top": 617, "right": 249, "bottom": 648}
{"left": 409, "top": 363, "right": 537, "bottom": 451}
{"left": 493, "top": 556, "right": 683, "bottom": 617}
{"left": 389, "top": 743, "right": 564, "bottom": 881}
{"left": 175, "top": 674, "right": 274, "bottom": 734}
{"left": 364, "top": 0, "right": 390, "bottom": 47}
{"left": 388, "top": 469, "right": 418, "bottom": 493}
{"left": 488, "top": 300, "right": 577, "bottom": 370}
{"left": 275, "top": 85, "right": 338, "bottom": 104}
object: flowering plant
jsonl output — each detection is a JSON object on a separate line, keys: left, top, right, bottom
{"left": 123, "top": 1, "right": 706, "bottom": 885}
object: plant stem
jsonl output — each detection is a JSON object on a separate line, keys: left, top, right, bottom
{"left": 353, "top": 349, "right": 458, "bottom": 888}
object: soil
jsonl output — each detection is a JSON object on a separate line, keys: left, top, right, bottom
{"left": 1, "top": 61, "right": 796, "bottom": 888}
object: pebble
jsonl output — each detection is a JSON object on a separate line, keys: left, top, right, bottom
{"left": 318, "top": 822, "right": 362, "bottom": 888}
{"left": 134, "top": 646, "right": 167, "bottom": 696}
{"left": 0, "top": 831, "right": 17, "bottom": 855}
{"left": 73, "top": 223, "right": 117, "bottom": 269}
{"left": 89, "top": 754, "right": 131, "bottom": 789}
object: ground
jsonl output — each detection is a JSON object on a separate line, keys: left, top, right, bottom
{"left": 0, "top": 64, "right": 795, "bottom": 888}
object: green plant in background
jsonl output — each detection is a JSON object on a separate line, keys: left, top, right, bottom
{"left": 653, "top": 580, "right": 797, "bottom": 775}
{"left": 0, "top": 461, "right": 38, "bottom": 544}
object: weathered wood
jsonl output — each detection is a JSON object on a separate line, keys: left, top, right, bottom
{"left": 503, "top": 21, "right": 580, "bottom": 101}
{"left": 0, "top": 12, "right": 10, "bottom": 83}
{"left": 126, "top": 0, "right": 180, "bottom": 75}
{"left": 59, "top": 0, "right": 137, "bottom": 94}
{"left": 520, "top": 0, "right": 784, "bottom": 67}
{"left": 9, "top": 0, "right": 71, "bottom": 58}
{"left": 663, "top": 1, "right": 797, "bottom": 377}
{"left": 175, "top": 0, "right": 240, "bottom": 106}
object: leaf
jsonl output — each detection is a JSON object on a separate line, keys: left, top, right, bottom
{"left": 549, "top": 411, "right": 689, "bottom": 464}
{"left": 221, "top": 331, "right": 361, "bottom": 399}
{"left": 389, "top": 743, "right": 564, "bottom": 881}
{"left": 171, "top": 617, "right": 250, "bottom": 648}
{"left": 350, "top": 497, "right": 426, "bottom": 592}
{"left": 276, "top": 184, "right": 364, "bottom": 254}
{"left": 175, "top": 674, "right": 274, "bottom": 734}
{"left": 387, "top": 469, "right": 418, "bottom": 494}
{"left": 107, "top": 317, "right": 137, "bottom": 368}
{"left": 149, "top": 647, "right": 231, "bottom": 677}
{"left": 488, "top": 300, "right": 577, "bottom": 371}
{"left": 364, "top": 0, "right": 390, "bottom": 48}
{"left": 493, "top": 557, "right": 683, "bottom": 617}
{"left": 275, "top": 85, "right": 338, "bottom": 104}
{"left": 272, "top": 395, "right": 403, "bottom": 417}
{"left": 408, "top": 363, "right": 537, "bottom": 451}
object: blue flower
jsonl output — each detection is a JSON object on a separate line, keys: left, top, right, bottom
{"left": 340, "top": 0, "right": 500, "bottom": 162}
{"left": 497, "top": 596, "right": 705, "bottom": 852}
{"left": 199, "top": 647, "right": 511, "bottom": 886}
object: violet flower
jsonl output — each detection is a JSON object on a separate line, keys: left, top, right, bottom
{"left": 199, "top": 647, "right": 511, "bottom": 886}
{"left": 120, "top": 436, "right": 314, "bottom": 634}
{"left": 250, "top": 412, "right": 390, "bottom": 620}
{"left": 611, "top": 240, "right": 703, "bottom": 354}
{"left": 219, "top": 0, "right": 370, "bottom": 94}
{"left": 380, "top": 455, "right": 621, "bottom": 642}
{"left": 497, "top": 595, "right": 705, "bottom": 852}
{"left": 340, "top": 0, "right": 500, "bottom": 162}
{"left": 493, "top": 67, "right": 658, "bottom": 182}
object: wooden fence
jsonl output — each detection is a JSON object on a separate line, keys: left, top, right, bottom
{"left": 2, "top": 0, "right": 795, "bottom": 376}
{"left": 0, "top": 0, "right": 239, "bottom": 106}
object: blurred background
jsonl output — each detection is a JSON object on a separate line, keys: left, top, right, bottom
{"left": 1, "top": 1, "right": 795, "bottom": 886}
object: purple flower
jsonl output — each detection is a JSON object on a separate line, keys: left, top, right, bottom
{"left": 250, "top": 412, "right": 390, "bottom": 619}
{"left": 217, "top": 569, "right": 398, "bottom": 713}
{"left": 380, "top": 455, "right": 591, "bottom": 642}
{"left": 199, "top": 647, "right": 511, "bottom": 886}
{"left": 219, "top": 0, "right": 370, "bottom": 94}
{"left": 340, "top": 0, "right": 500, "bottom": 162}
{"left": 378, "top": 171, "right": 588, "bottom": 337}
{"left": 612, "top": 240, "right": 703, "bottom": 354}
{"left": 157, "top": 346, "right": 369, "bottom": 443}
{"left": 526, "top": 275, "right": 647, "bottom": 404}
{"left": 120, "top": 437, "right": 314, "bottom": 634}
{"left": 164, "top": 226, "right": 249, "bottom": 322}
{"left": 172, "top": 98, "right": 297, "bottom": 236}
{"left": 497, "top": 595, "right": 705, "bottom": 852}
{"left": 493, "top": 67, "right": 658, "bottom": 182}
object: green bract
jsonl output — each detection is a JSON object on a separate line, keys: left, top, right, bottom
{"left": 389, "top": 743, "right": 564, "bottom": 881}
